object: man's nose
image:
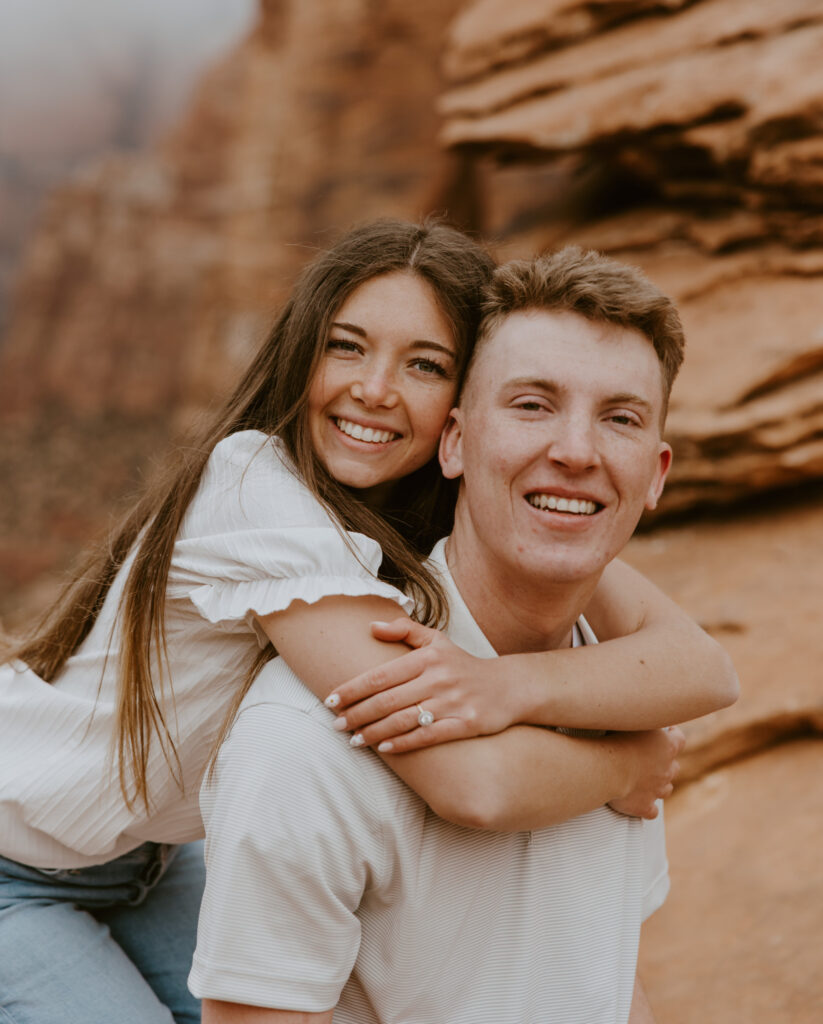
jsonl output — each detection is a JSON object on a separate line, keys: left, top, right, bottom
{"left": 546, "top": 416, "right": 600, "bottom": 471}
{"left": 350, "top": 363, "right": 399, "bottom": 408}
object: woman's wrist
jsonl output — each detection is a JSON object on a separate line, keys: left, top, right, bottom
{"left": 500, "top": 652, "right": 555, "bottom": 730}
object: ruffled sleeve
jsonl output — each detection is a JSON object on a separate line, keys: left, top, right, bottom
{"left": 169, "top": 431, "right": 413, "bottom": 639}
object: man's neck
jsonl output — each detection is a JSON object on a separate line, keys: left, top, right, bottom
{"left": 443, "top": 531, "right": 600, "bottom": 656}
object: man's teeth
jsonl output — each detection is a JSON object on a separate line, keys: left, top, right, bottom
{"left": 334, "top": 418, "right": 398, "bottom": 444}
{"left": 528, "top": 494, "right": 598, "bottom": 515}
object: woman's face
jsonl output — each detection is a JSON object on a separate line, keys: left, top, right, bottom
{"left": 307, "top": 271, "right": 459, "bottom": 505}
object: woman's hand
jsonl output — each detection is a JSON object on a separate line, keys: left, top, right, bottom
{"left": 607, "top": 726, "right": 685, "bottom": 819}
{"left": 324, "top": 618, "right": 522, "bottom": 752}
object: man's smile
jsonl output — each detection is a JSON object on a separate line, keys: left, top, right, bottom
{"left": 525, "top": 493, "right": 602, "bottom": 516}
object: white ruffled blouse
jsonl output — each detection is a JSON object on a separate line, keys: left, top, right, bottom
{"left": 0, "top": 431, "right": 412, "bottom": 868}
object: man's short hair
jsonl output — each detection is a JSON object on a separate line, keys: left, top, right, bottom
{"left": 468, "top": 247, "right": 685, "bottom": 417}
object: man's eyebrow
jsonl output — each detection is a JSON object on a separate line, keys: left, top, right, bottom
{"left": 503, "top": 378, "right": 656, "bottom": 413}
{"left": 330, "top": 322, "right": 456, "bottom": 358}
{"left": 503, "top": 376, "right": 559, "bottom": 392}
{"left": 607, "top": 392, "right": 655, "bottom": 414}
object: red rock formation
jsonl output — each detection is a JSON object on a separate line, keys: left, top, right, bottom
{"left": 439, "top": 0, "right": 823, "bottom": 514}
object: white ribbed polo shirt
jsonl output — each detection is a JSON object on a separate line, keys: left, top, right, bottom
{"left": 191, "top": 541, "right": 669, "bottom": 1023}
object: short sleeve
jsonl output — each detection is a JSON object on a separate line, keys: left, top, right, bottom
{"left": 189, "top": 699, "right": 384, "bottom": 1010}
{"left": 169, "top": 431, "right": 413, "bottom": 635}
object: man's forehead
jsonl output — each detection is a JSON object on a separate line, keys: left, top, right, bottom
{"left": 484, "top": 307, "right": 639, "bottom": 355}
{"left": 464, "top": 308, "right": 665, "bottom": 408}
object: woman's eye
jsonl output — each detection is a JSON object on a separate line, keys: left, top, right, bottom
{"left": 411, "top": 357, "right": 449, "bottom": 377}
{"left": 327, "top": 338, "right": 360, "bottom": 354}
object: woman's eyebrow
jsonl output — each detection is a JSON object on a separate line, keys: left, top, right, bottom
{"left": 330, "top": 320, "right": 366, "bottom": 336}
{"left": 410, "top": 340, "right": 456, "bottom": 357}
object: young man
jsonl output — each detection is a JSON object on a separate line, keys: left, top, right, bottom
{"left": 190, "top": 248, "right": 692, "bottom": 1023}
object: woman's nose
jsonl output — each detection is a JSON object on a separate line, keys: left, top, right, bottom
{"left": 350, "top": 365, "right": 399, "bottom": 408}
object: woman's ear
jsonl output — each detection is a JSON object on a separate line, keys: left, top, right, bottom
{"left": 439, "top": 408, "right": 465, "bottom": 480}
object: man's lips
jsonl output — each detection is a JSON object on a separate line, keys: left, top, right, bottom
{"left": 525, "top": 492, "right": 602, "bottom": 516}
{"left": 332, "top": 417, "right": 401, "bottom": 445}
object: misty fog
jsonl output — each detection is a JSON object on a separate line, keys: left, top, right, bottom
{"left": 0, "top": 0, "right": 257, "bottom": 327}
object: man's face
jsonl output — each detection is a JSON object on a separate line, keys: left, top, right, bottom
{"left": 440, "top": 309, "right": 672, "bottom": 588}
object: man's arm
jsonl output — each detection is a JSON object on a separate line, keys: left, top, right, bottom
{"left": 191, "top": 706, "right": 373, "bottom": 1015}
{"left": 259, "top": 595, "right": 684, "bottom": 831}
{"left": 203, "top": 1001, "right": 332, "bottom": 1024}
{"left": 628, "top": 976, "right": 656, "bottom": 1024}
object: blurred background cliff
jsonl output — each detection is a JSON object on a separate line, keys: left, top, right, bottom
{"left": 1, "top": 2, "right": 821, "bottom": 1018}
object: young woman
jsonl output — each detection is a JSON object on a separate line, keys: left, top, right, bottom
{"left": 0, "top": 219, "right": 736, "bottom": 1024}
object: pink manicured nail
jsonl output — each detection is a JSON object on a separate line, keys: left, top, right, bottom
{"left": 377, "top": 741, "right": 394, "bottom": 753}
{"left": 332, "top": 717, "right": 348, "bottom": 732}
{"left": 324, "top": 693, "right": 340, "bottom": 709}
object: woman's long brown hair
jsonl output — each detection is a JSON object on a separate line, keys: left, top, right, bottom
{"left": 5, "top": 218, "right": 494, "bottom": 809}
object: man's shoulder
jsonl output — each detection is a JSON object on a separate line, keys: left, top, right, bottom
{"left": 222, "top": 664, "right": 416, "bottom": 811}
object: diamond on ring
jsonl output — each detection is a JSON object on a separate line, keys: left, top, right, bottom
{"left": 416, "top": 704, "right": 435, "bottom": 727}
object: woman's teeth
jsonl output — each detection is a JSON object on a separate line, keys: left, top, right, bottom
{"left": 334, "top": 418, "right": 398, "bottom": 444}
{"left": 528, "top": 494, "right": 598, "bottom": 515}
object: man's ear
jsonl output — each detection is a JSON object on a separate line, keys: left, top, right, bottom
{"left": 439, "top": 408, "right": 465, "bottom": 480}
{"left": 644, "top": 442, "right": 672, "bottom": 511}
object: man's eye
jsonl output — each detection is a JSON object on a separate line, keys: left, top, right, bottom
{"left": 515, "top": 400, "right": 546, "bottom": 411}
{"left": 609, "top": 413, "right": 638, "bottom": 426}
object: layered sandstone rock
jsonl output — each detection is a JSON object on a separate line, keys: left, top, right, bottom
{"left": 440, "top": 0, "right": 823, "bottom": 515}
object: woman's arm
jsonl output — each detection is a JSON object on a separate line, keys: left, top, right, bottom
{"left": 628, "top": 977, "right": 657, "bottom": 1024}
{"left": 511, "top": 556, "right": 738, "bottom": 731}
{"left": 257, "top": 595, "right": 684, "bottom": 831}
{"left": 321, "top": 558, "right": 738, "bottom": 752}
{"left": 203, "top": 1000, "right": 331, "bottom": 1024}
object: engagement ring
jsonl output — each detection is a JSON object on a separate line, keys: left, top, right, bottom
{"left": 416, "top": 704, "right": 435, "bottom": 727}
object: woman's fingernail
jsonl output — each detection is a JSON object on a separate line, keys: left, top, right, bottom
{"left": 377, "top": 741, "right": 393, "bottom": 753}
{"left": 349, "top": 734, "right": 365, "bottom": 748}
{"left": 332, "top": 716, "right": 348, "bottom": 732}
{"left": 370, "top": 621, "right": 390, "bottom": 628}
{"left": 324, "top": 694, "right": 340, "bottom": 709}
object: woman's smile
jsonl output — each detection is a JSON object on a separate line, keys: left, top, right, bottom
{"left": 331, "top": 417, "right": 402, "bottom": 445}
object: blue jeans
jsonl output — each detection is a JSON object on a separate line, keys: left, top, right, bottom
{"left": 0, "top": 841, "right": 204, "bottom": 1024}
